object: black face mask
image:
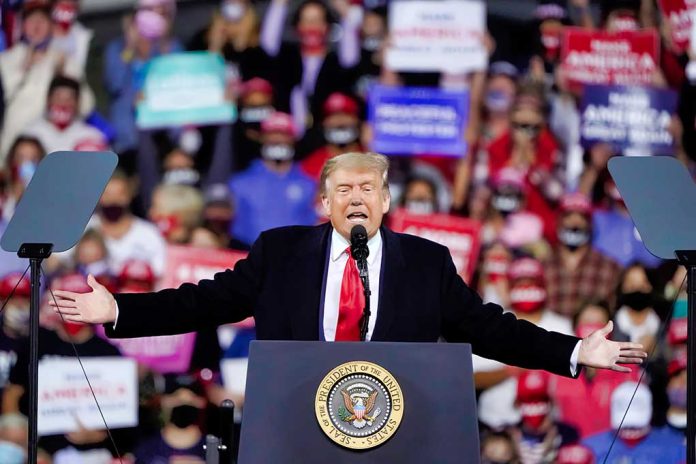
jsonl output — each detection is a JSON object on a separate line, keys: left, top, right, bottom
{"left": 169, "top": 404, "right": 201, "bottom": 429}
{"left": 492, "top": 193, "right": 522, "bottom": 215}
{"left": 204, "top": 217, "right": 232, "bottom": 236}
{"left": 621, "top": 291, "right": 653, "bottom": 312}
{"left": 558, "top": 227, "right": 590, "bottom": 251}
{"left": 99, "top": 204, "right": 127, "bottom": 223}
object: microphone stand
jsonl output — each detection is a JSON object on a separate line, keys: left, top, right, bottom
{"left": 358, "top": 258, "right": 371, "bottom": 342}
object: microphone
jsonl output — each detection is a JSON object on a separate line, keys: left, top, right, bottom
{"left": 350, "top": 225, "right": 369, "bottom": 262}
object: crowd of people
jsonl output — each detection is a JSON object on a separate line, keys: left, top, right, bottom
{"left": 0, "top": 0, "right": 690, "bottom": 462}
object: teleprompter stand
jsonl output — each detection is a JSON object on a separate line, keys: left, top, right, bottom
{"left": 0, "top": 151, "right": 117, "bottom": 464}
{"left": 609, "top": 156, "right": 696, "bottom": 464}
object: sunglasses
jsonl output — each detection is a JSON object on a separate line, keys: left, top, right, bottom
{"left": 512, "top": 122, "right": 542, "bottom": 132}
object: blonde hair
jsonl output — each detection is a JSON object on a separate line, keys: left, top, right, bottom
{"left": 152, "top": 184, "right": 204, "bottom": 229}
{"left": 319, "top": 152, "right": 390, "bottom": 196}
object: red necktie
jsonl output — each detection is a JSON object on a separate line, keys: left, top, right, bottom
{"left": 335, "top": 247, "right": 365, "bottom": 341}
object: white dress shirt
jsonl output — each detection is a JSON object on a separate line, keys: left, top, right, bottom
{"left": 323, "top": 229, "right": 382, "bottom": 341}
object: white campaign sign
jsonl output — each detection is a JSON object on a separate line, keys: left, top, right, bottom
{"left": 386, "top": 0, "right": 487, "bottom": 73}
{"left": 220, "top": 358, "right": 248, "bottom": 396}
{"left": 38, "top": 357, "right": 138, "bottom": 435}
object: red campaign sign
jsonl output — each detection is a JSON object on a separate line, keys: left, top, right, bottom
{"left": 658, "top": 0, "right": 696, "bottom": 52}
{"left": 98, "top": 246, "right": 249, "bottom": 374}
{"left": 389, "top": 209, "right": 481, "bottom": 284}
{"left": 560, "top": 27, "right": 660, "bottom": 89}
{"left": 159, "top": 245, "right": 248, "bottom": 289}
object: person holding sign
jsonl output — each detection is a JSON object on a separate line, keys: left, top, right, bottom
{"left": 51, "top": 152, "right": 646, "bottom": 390}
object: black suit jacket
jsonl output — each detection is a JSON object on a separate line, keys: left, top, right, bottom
{"left": 107, "top": 223, "right": 580, "bottom": 377}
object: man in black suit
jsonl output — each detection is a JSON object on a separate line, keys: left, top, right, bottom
{"left": 50, "top": 152, "right": 646, "bottom": 378}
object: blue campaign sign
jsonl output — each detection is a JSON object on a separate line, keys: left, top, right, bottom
{"left": 368, "top": 85, "right": 469, "bottom": 157}
{"left": 137, "top": 52, "right": 237, "bottom": 129}
{"left": 580, "top": 84, "right": 678, "bottom": 156}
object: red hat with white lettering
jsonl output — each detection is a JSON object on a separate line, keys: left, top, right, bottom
{"left": 241, "top": 77, "right": 273, "bottom": 99}
{"left": 556, "top": 444, "right": 595, "bottom": 464}
{"left": 559, "top": 192, "right": 592, "bottom": 217}
{"left": 508, "top": 257, "right": 544, "bottom": 282}
{"left": 52, "top": 273, "right": 91, "bottom": 294}
{"left": 323, "top": 92, "right": 359, "bottom": 118}
{"left": 118, "top": 259, "right": 155, "bottom": 291}
{"left": 516, "top": 370, "right": 550, "bottom": 403}
{"left": 261, "top": 112, "right": 296, "bottom": 138}
{"left": 0, "top": 272, "right": 31, "bottom": 299}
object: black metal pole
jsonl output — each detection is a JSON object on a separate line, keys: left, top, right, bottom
{"left": 28, "top": 257, "right": 41, "bottom": 464}
{"left": 219, "top": 399, "right": 236, "bottom": 464}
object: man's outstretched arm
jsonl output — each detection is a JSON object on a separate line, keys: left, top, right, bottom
{"left": 48, "top": 233, "right": 266, "bottom": 338}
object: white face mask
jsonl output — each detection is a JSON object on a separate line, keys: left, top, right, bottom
{"left": 686, "top": 61, "right": 696, "bottom": 84}
{"left": 222, "top": 1, "right": 246, "bottom": 22}
{"left": 261, "top": 144, "right": 295, "bottom": 162}
{"left": 667, "top": 410, "right": 687, "bottom": 429}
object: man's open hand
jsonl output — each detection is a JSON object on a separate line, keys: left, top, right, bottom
{"left": 578, "top": 321, "right": 647, "bottom": 373}
{"left": 47, "top": 274, "right": 117, "bottom": 324}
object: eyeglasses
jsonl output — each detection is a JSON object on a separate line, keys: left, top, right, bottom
{"left": 512, "top": 122, "right": 542, "bottom": 132}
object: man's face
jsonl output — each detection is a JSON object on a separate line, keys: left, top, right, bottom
{"left": 48, "top": 87, "right": 78, "bottom": 119}
{"left": 322, "top": 167, "right": 390, "bottom": 240}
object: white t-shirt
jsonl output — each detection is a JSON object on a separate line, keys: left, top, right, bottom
{"left": 22, "top": 117, "right": 106, "bottom": 154}
{"left": 474, "top": 310, "right": 574, "bottom": 429}
{"left": 101, "top": 218, "right": 167, "bottom": 277}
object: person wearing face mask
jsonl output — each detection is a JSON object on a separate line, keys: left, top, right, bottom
{"left": 260, "top": 0, "right": 357, "bottom": 137}
{"left": 486, "top": 87, "right": 563, "bottom": 244}
{"left": 545, "top": 193, "right": 622, "bottom": 318}
{"left": 104, "top": 0, "right": 182, "bottom": 154}
{"left": 50, "top": 0, "right": 92, "bottom": 73}
{"left": 453, "top": 61, "right": 518, "bottom": 211}
{"left": 2, "top": 136, "right": 45, "bottom": 222}
{"left": 301, "top": 92, "right": 363, "bottom": 180}
{"left": 484, "top": 168, "right": 545, "bottom": 249}
{"left": 71, "top": 229, "right": 118, "bottom": 292}
{"left": 233, "top": 77, "right": 276, "bottom": 171}
{"left": 399, "top": 175, "right": 439, "bottom": 216}
{"left": 92, "top": 170, "right": 167, "bottom": 278}
{"left": 148, "top": 183, "right": 205, "bottom": 245}
{"left": 613, "top": 263, "right": 661, "bottom": 351}
{"left": 0, "top": 274, "right": 31, "bottom": 408}
{"left": 228, "top": 111, "right": 317, "bottom": 247}
{"left": 510, "top": 370, "right": 579, "bottom": 464}
{"left": 21, "top": 75, "right": 107, "bottom": 155}
{"left": 0, "top": 1, "right": 88, "bottom": 160}
{"left": 583, "top": 381, "right": 685, "bottom": 463}
{"left": 2, "top": 272, "right": 122, "bottom": 458}
{"left": 592, "top": 178, "right": 662, "bottom": 268}
{"left": 134, "top": 374, "right": 207, "bottom": 463}
{"left": 202, "top": 183, "right": 249, "bottom": 251}
{"left": 189, "top": 0, "right": 272, "bottom": 84}
{"left": 550, "top": 301, "right": 638, "bottom": 439}
{"left": 601, "top": 0, "right": 641, "bottom": 33}
{"left": 475, "top": 257, "right": 573, "bottom": 431}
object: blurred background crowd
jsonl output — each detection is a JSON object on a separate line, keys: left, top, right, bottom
{"left": 0, "top": 0, "right": 690, "bottom": 462}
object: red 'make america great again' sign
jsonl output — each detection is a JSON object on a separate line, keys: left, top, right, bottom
{"left": 560, "top": 27, "right": 660, "bottom": 90}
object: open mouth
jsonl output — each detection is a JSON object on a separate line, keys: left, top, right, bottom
{"left": 347, "top": 212, "right": 368, "bottom": 223}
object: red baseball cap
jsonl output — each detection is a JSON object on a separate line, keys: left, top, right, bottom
{"left": 508, "top": 257, "right": 544, "bottom": 282}
{"left": 323, "top": 92, "right": 359, "bottom": 118}
{"left": 556, "top": 444, "right": 595, "bottom": 464}
{"left": 492, "top": 167, "right": 526, "bottom": 191}
{"left": 516, "top": 370, "right": 550, "bottom": 403}
{"left": 668, "top": 346, "right": 687, "bottom": 377}
{"left": 118, "top": 260, "right": 155, "bottom": 287}
{"left": 559, "top": 192, "right": 592, "bottom": 216}
{"left": 241, "top": 77, "right": 273, "bottom": 99}
{"left": 52, "top": 273, "right": 91, "bottom": 294}
{"left": 0, "top": 272, "right": 31, "bottom": 299}
{"left": 261, "top": 112, "right": 296, "bottom": 138}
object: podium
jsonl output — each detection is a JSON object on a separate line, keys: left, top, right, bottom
{"left": 238, "top": 341, "right": 480, "bottom": 464}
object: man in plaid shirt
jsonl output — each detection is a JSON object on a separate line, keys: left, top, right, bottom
{"left": 545, "top": 193, "right": 622, "bottom": 318}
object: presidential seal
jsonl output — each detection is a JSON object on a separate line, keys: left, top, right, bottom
{"left": 315, "top": 361, "right": 404, "bottom": 450}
